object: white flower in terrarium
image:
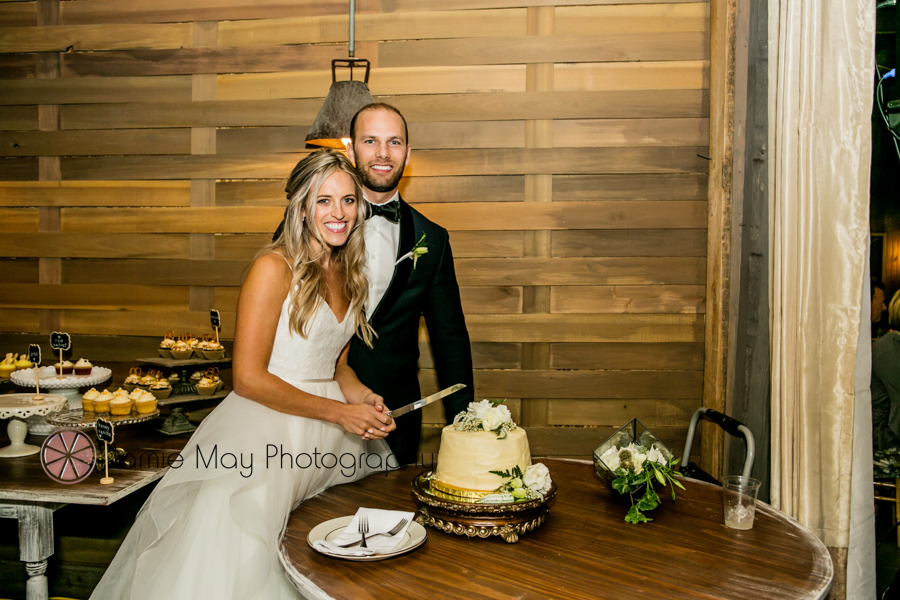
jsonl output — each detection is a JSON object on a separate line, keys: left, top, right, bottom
{"left": 647, "top": 446, "right": 667, "bottom": 465}
{"left": 600, "top": 446, "right": 621, "bottom": 471}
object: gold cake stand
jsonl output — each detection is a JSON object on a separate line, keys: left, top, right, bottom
{"left": 411, "top": 471, "right": 557, "bottom": 544}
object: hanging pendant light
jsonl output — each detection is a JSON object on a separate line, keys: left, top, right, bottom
{"left": 305, "top": 0, "right": 375, "bottom": 149}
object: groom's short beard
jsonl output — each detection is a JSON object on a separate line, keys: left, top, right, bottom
{"left": 356, "top": 158, "right": 406, "bottom": 194}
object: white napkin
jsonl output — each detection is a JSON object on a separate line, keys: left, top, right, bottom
{"left": 313, "top": 508, "right": 415, "bottom": 557}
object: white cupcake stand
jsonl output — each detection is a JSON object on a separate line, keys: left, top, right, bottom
{"left": 0, "top": 394, "right": 67, "bottom": 457}
{"left": 9, "top": 367, "right": 111, "bottom": 435}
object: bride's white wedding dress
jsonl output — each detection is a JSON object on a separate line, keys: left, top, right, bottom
{"left": 90, "top": 296, "right": 395, "bottom": 599}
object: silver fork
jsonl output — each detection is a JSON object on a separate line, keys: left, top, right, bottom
{"left": 358, "top": 515, "right": 368, "bottom": 548}
{"left": 339, "top": 517, "right": 408, "bottom": 548}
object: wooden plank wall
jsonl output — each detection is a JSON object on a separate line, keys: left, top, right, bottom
{"left": 0, "top": 0, "right": 710, "bottom": 459}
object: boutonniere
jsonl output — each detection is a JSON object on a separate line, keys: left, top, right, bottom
{"left": 395, "top": 233, "right": 428, "bottom": 269}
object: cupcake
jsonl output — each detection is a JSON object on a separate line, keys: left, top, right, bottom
{"left": 0, "top": 354, "right": 15, "bottom": 379}
{"left": 171, "top": 341, "right": 193, "bottom": 360}
{"left": 196, "top": 377, "right": 217, "bottom": 396}
{"left": 150, "top": 379, "right": 172, "bottom": 399}
{"left": 110, "top": 395, "right": 133, "bottom": 416}
{"left": 134, "top": 391, "right": 158, "bottom": 414}
{"left": 139, "top": 374, "right": 157, "bottom": 387}
{"left": 128, "top": 389, "right": 144, "bottom": 401}
{"left": 81, "top": 388, "right": 100, "bottom": 412}
{"left": 93, "top": 390, "right": 113, "bottom": 413}
{"left": 55, "top": 360, "right": 74, "bottom": 375}
{"left": 158, "top": 334, "right": 176, "bottom": 358}
{"left": 203, "top": 341, "right": 226, "bottom": 360}
{"left": 14, "top": 355, "right": 33, "bottom": 372}
{"left": 168, "top": 372, "right": 181, "bottom": 383}
{"left": 74, "top": 357, "right": 93, "bottom": 376}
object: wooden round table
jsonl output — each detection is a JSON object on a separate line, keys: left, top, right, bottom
{"left": 279, "top": 459, "right": 832, "bottom": 600}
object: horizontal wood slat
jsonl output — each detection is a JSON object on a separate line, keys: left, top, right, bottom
{"left": 459, "top": 314, "right": 704, "bottom": 343}
{"left": 0, "top": 76, "right": 192, "bottom": 105}
{"left": 0, "top": 233, "right": 190, "bottom": 258}
{"left": 60, "top": 43, "right": 364, "bottom": 77}
{"left": 62, "top": 260, "right": 250, "bottom": 286}
{"left": 0, "top": 181, "right": 190, "bottom": 207}
{"left": 0, "top": 22, "right": 192, "bottom": 53}
{"left": 553, "top": 174, "right": 709, "bottom": 200}
{"left": 378, "top": 33, "right": 708, "bottom": 68}
{"left": 59, "top": 90, "right": 708, "bottom": 129}
{"left": 218, "top": 65, "right": 526, "bottom": 101}
{"left": 547, "top": 398, "right": 701, "bottom": 426}
{"left": 58, "top": 0, "right": 377, "bottom": 25}
{"left": 0, "top": 2, "right": 36, "bottom": 28}
{"left": 550, "top": 342, "right": 705, "bottom": 370}
{"left": 0, "top": 105, "right": 38, "bottom": 131}
{"left": 217, "top": 9, "right": 527, "bottom": 47}
{"left": 0, "top": 283, "right": 189, "bottom": 310}
{"left": 58, "top": 148, "right": 709, "bottom": 179}
{"left": 0, "top": 129, "right": 191, "bottom": 157}
{"left": 381, "top": 0, "right": 704, "bottom": 15}
{"left": 0, "top": 208, "right": 39, "bottom": 232}
{"left": 0, "top": 53, "right": 35, "bottom": 79}
{"left": 414, "top": 200, "right": 708, "bottom": 230}
{"left": 422, "top": 368, "right": 704, "bottom": 399}
{"left": 0, "top": 259, "right": 39, "bottom": 283}
{"left": 550, "top": 285, "right": 706, "bottom": 313}
{"left": 555, "top": 60, "right": 708, "bottom": 92}
{"left": 551, "top": 230, "right": 708, "bottom": 257}
{"left": 0, "top": 158, "right": 39, "bottom": 181}
{"left": 555, "top": 118, "right": 708, "bottom": 148}
{"left": 417, "top": 341, "right": 522, "bottom": 370}
{"left": 455, "top": 257, "right": 706, "bottom": 286}
{"left": 555, "top": 3, "right": 708, "bottom": 34}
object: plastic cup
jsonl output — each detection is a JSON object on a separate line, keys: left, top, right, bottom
{"left": 722, "top": 475, "right": 761, "bottom": 530}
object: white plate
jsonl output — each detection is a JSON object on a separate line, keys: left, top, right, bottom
{"left": 307, "top": 515, "right": 426, "bottom": 561}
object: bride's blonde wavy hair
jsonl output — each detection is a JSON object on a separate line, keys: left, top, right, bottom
{"left": 256, "top": 149, "right": 375, "bottom": 348}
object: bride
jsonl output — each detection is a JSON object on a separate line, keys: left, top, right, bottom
{"left": 90, "top": 149, "right": 397, "bottom": 599}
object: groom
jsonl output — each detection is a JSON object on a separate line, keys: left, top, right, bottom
{"left": 276, "top": 103, "right": 475, "bottom": 465}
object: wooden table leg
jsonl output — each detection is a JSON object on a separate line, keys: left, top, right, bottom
{"left": 0, "top": 500, "right": 64, "bottom": 600}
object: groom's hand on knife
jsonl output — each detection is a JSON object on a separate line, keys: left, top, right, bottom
{"left": 337, "top": 396, "right": 395, "bottom": 441}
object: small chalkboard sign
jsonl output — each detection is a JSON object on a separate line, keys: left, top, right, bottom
{"left": 96, "top": 418, "right": 114, "bottom": 444}
{"left": 28, "top": 344, "right": 41, "bottom": 365}
{"left": 50, "top": 331, "right": 71, "bottom": 351}
{"left": 209, "top": 309, "right": 221, "bottom": 328}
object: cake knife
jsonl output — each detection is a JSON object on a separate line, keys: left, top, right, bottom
{"left": 385, "top": 384, "right": 466, "bottom": 418}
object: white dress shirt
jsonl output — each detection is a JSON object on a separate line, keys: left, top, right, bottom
{"left": 363, "top": 191, "right": 401, "bottom": 319}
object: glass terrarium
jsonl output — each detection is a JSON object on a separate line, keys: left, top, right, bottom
{"left": 593, "top": 418, "right": 674, "bottom": 485}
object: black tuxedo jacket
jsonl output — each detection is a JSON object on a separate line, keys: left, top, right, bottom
{"left": 348, "top": 199, "right": 474, "bottom": 464}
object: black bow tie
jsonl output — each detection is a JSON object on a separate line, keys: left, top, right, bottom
{"left": 368, "top": 201, "right": 401, "bottom": 224}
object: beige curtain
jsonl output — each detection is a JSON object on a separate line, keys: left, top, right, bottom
{"left": 768, "top": 0, "right": 875, "bottom": 595}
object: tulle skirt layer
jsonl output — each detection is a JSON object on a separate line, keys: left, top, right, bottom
{"left": 90, "top": 382, "right": 395, "bottom": 600}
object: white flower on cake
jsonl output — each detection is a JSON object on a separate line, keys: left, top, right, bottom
{"left": 467, "top": 399, "right": 494, "bottom": 419}
{"left": 523, "top": 463, "right": 552, "bottom": 495}
{"left": 481, "top": 406, "right": 510, "bottom": 432}
{"left": 452, "top": 399, "right": 516, "bottom": 439}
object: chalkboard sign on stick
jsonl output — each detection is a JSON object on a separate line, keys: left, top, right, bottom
{"left": 29, "top": 344, "right": 42, "bottom": 396}
{"left": 210, "top": 309, "right": 221, "bottom": 343}
{"left": 96, "top": 418, "right": 115, "bottom": 485}
{"left": 50, "top": 332, "right": 71, "bottom": 351}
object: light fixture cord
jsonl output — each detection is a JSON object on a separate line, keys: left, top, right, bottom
{"left": 349, "top": 0, "right": 356, "bottom": 58}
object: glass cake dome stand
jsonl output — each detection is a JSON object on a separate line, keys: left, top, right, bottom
{"left": 9, "top": 366, "right": 111, "bottom": 435}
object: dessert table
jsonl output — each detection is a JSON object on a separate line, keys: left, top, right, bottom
{"left": 0, "top": 421, "right": 182, "bottom": 600}
{"left": 280, "top": 459, "right": 833, "bottom": 600}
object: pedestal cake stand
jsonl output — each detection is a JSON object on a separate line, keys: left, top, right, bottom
{"left": 411, "top": 471, "right": 558, "bottom": 543}
{"left": 10, "top": 366, "right": 111, "bottom": 435}
{"left": 0, "top": 394, "right": 67, "bottom": 458}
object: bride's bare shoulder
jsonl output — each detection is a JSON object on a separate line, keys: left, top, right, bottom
{"left": 243, "top": 252, "right": 292, "bottom": 290}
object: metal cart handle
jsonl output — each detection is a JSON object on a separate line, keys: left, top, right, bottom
{"left": 682, "top": 408, "right": 756, "bottom": 479}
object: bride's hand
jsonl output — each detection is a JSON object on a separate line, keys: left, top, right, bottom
{"left": 337, "top": 404, "right": 395, "bottom": 440}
